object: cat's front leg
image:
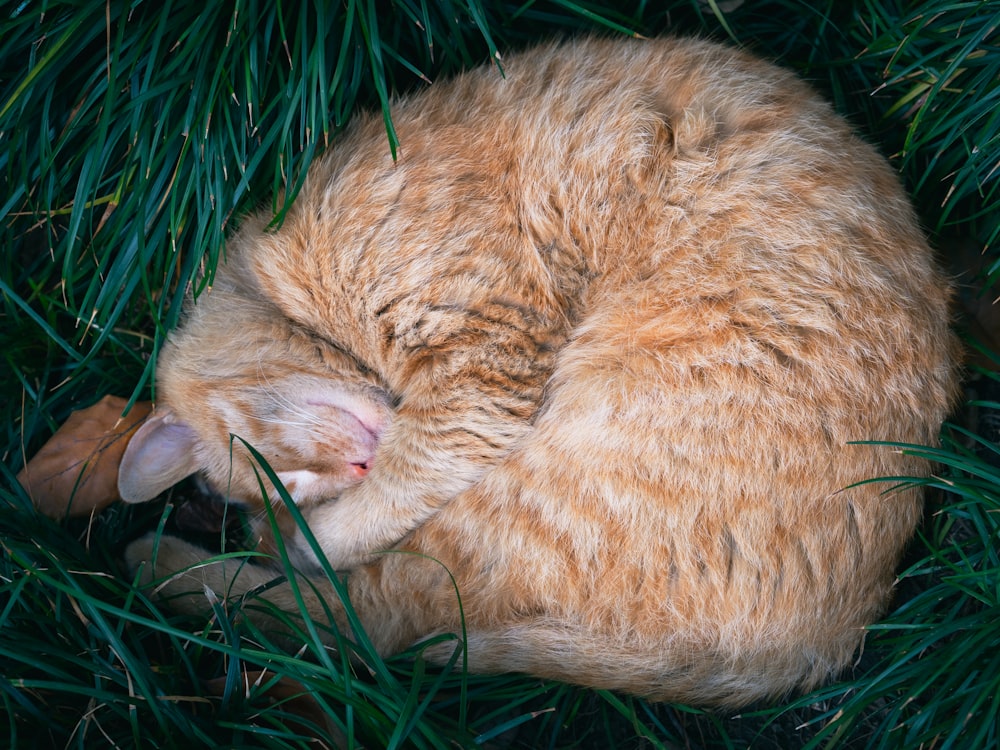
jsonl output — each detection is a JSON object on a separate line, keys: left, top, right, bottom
{"left": 124, "top": 533, "right": 336, "bottom": 633}
{"left": 298, "top": 382, "right": 533, "bottom": 570}
{"left": 124, "top": 534, "right": 270, "bottom": 615}
{"left": 123, "top": 532, "right": 451, "bottom": 657}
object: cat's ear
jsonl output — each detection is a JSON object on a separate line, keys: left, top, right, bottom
{"left": 118, "top": 408, "right": 200, "bottom": 504}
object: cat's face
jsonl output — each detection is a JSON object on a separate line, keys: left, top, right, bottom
{"left": 118, "top": 286, "right": 394, "bottom": 510}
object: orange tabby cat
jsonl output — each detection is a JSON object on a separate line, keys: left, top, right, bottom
{"left": 120, "top": 35, "right": 960, "bottom": 706}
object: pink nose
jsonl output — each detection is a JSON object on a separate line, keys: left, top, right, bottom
{"left": 349, "top": 462, "right": 370, "bottom": 478}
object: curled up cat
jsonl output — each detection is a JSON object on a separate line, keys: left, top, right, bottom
{"left": 119, "top": 35, "right": 960, "bottom": 707}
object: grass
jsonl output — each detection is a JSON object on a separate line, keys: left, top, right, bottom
{"left": 2, "top": 0, "right": 999, "bottom": 747}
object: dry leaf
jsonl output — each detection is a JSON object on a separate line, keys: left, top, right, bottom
{"left": 17, "top": 395, "right": 153, "bottom": 519}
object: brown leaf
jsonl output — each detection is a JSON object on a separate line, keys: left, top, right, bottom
{"left": 17, "top": 395, "right": 154, "bottom": 519}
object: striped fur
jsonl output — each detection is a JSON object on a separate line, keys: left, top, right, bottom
{"left": 122, "top": 36, "right": 960, "bottom": 706}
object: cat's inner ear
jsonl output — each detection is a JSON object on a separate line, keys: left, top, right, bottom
{"left": 118, "top": 408, "right": 200, "bottom": 504}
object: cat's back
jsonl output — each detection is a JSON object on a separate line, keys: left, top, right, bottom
{"left": 341, "top": 37, "right": 960, "bottom": 703}
{"left": 278, "top": 34, "right": 943, "bottom": 318}
{"left": 273, "top": 34, "right": 954, "bottom": 416}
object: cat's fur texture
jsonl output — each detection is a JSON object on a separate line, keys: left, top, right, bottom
{"left": 120, "top": 35, "right": 960, "bottom": 707}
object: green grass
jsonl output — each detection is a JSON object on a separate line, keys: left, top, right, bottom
{"left": 3, "top": 1, "right": 999, "bottom": 747}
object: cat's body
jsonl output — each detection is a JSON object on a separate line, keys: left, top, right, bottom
{"left": 121, "top": 35, "right": 959, "bottom": 706}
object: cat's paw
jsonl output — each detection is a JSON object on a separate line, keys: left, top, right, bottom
{"left": 123, "top": 532, "right": 157, "bottom": 584}
{"left": 297, "top": 474, "right": 434, "bottom": 570}
{"left": 124, "top": 533, "right": 238, "bottom": 614}
{"left": 124, "top": 533, "right": 342, "bottom": 647}
{"left": 124, "top": 533, "right": 209, "bottom": 582}
{"left": 124, "top": 533, "right": 293, "bottom": 618}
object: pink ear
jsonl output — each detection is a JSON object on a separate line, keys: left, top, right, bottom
{"left": 118, "top": 408, "right": 200, "bottom": 503}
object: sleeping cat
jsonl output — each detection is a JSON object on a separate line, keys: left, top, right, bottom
{"left": 120, "top": 35, "right": 960, "bottom": 707}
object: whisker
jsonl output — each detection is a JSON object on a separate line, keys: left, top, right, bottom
{"left": 255, "top": 368, "right": 328, "bottom": 428}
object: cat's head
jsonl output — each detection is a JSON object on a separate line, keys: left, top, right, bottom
{"left": 118, "top": 286, "right": 393, "bottom": 510}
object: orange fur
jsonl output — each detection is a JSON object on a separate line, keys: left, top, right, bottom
{"left": 122, "top": 36, "right": 960, "bottom": 706}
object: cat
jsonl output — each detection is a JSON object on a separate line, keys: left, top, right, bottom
{"left": 119, "top": 34, "right": 960, "bottom": 707}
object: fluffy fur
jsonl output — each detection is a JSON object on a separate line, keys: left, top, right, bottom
{"left": 121, "top": 35, "right": 960, "bottom": 706}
